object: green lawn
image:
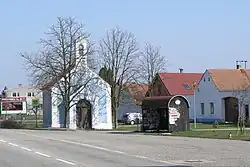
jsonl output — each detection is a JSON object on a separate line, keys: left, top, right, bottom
{"left": 171, "top": 129, "right": 250, "bottom": 141}
{"left": 190, "top": 123, "right": 237, "bottom": 129}
{"left": 116, "top": 124, "right": 139, "bottom": 131}
{"left": 115, "top": 123, "right": 250, "bottom": 141}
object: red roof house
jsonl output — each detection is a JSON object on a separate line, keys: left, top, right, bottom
{"left": 146, "top": 72, "right": 203, "bottom": 97}
{"left": 144, "top": 72, "right": 202, "bottom": 121}
{"left": 126, "top": 83, "right": 148, "bottom": 105}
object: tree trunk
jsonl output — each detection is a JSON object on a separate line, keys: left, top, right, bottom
{"left": 112, "top": 99, "right": 117, "bottom": 129}
{"left": 64, "top": 109, "right": 67, "bottom": 128}
{"left": 35, "top": 107, "right": 38, "bottom": 128}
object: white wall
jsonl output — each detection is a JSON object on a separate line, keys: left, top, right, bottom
{"left": 185, "top": 95, "right": 194, "bottom": 120}
{"left": 194, "top": 70, "right": 234, "bottom": 123}
{"left": 5, "top": 84, "right": 43, "bottom": 115}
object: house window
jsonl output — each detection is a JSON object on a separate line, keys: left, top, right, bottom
{"left": 17, "top": 92, "right": 20, "bottom": 97}
{"left": 12, "top": 92, "right": 17, "bottom": 97}
{"left": 32, "top": 92, "right": 35, "bottom": 96}
{"left": 201, "top": 103, "right": 205, "bottom": 115}
{"left": 203, "top": 78, "right": 206, "bottom": 82}
{"left": 208, "top": 77, "right": 210, "bottom": 81}
{"left": 27, "top": 92, "right": 32, "bottom": 97}
{"left": 183, "top": 83, "right": 191, "bottom": 90}
{"left": 210, "top": 102, "right": 214, "bottom": 114}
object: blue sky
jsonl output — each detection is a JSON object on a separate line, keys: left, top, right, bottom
{"left": 1, "top": 0, "right": 250, "bottom": 88}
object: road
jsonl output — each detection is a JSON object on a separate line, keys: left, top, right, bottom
{"left": 0, "top": 129, "right": 249, "bottom": 167}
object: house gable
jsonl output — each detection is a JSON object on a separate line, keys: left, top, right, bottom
{"left": 196, "top": 70, "right": 219, "bottom": 94}
{"left": 146, "top": 74, "right": 170, "bottom": 97}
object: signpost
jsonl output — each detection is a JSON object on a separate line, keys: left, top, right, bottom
{"left": 32, "top": 98, "right": 40, "bottom": 128}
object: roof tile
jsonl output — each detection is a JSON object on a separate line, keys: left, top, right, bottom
{"left": 158, "top": 72, "right": 202, "bottom": 95}
{"left": 207, "top": 69, "right": 250, "bottom": 91}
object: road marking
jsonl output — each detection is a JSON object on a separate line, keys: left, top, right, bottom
{"left": 35, "top": 151, "right": 51, "bottom": 158}
{"left": 21, "top": 146, "right": 32, "bottom": 151}
{"left": 113, "top": 150, "right": 126, "bottom": 154}
{"left": 59, "top": 139, "right": 179, "bottom": 165}
{"left": 0, "top": 139, "right": 6, "bottom": 143}
{"left": 134, "top": 155, "right": 148, "bottom": 159}
{"left": 56, "top": 158, "right": 76, "bottom": 165}
{"left": 8, "top": 142, "right": 18, "bottom": 147}
{"left": 0, "top": 136, "right": 81, "bottom": 165}
{"left": 7, "top": 130, "right": 181, "bottom": 166}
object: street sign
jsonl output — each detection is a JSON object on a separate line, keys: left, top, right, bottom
{"left": 32, "top": 98, "right": 40, "bottom": 107}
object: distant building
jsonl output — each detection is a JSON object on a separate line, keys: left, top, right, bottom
{"left": 2, "top": 84, "right": 43, "bottom": 115}
{"left": 117, "top": 83, "right": 148, "bottom": 120}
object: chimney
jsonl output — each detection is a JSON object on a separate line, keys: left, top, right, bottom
{"left": 179, "top": 68, "right": 183, "bottom": 73}
{"left": 75, "top": 37, "right": 88, "bottom": 68}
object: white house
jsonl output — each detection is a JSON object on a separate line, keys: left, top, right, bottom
{"left": 194, "top": 68, "right": 250, "bottom": 123}
{"left": 41, "top": 38, "right": 112, "bottom": 130}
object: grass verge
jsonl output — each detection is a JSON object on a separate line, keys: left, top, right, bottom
{"left": 190, "top": 123, "right": 237, "bottom": 129}
{"left": 170, "top": 129, "right": 250, "bottom": 141}
{"left": 116, "top": 124, "right": 140, "bottom": 131}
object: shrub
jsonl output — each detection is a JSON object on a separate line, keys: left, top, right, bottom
{"left": 245, "top": 121, "right": 250, "bottom": 127}
{"left": 0, "top": 120, "right": 23, "bottom": 129}
{"left": 213, "top": 121, "right": 219, "bottom": 128}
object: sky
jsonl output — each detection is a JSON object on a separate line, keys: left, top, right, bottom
{"left": 1, "top": 0, "right": 250, "bottom": 89}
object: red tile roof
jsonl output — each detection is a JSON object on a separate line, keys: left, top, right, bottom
{"left": 207, "top": 69, "right": 250, "bottom": 91}
{"left": 158, "top": 72, "right": 202, "bottom": 95}
{"left": 126, "top": 83, "right": 148, "bottom": 105}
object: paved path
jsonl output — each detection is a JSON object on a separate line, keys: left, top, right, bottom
{"left": 0, "top": 129, "right": 249, "bottom": 166}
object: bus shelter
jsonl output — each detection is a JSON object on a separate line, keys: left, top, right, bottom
{"left": 141, "top": 95, "right": 190, "bottom": 132}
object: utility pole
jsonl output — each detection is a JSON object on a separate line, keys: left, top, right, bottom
{"left": 192, "top": 82, "right": 197, "bottom": 129}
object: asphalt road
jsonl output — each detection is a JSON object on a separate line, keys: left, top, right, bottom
{"left": 0, "top": 129, "right": 249, "bottom": 167}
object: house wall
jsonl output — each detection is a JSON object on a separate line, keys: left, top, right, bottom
{"left": 5, "top": 84, "right": 43, "bottom": 115}
{"left": 194, "top": 70, "right": 250, "bottom": 123}
{"left": 185, "top": 95, "right": 193, "bottom": 120}
{"left": 151, "top": 76, "right": 169, "bottom": 96}
{"left": 42, "top": 89, "right": 52, "bottom": 128}
{"left": 117, "top": 89, "right": 141, "bottom": 121}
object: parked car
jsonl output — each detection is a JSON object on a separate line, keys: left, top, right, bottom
{"left": 122, "top": 112, "right": 142, "bottom": 125}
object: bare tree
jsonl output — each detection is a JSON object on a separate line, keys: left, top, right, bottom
{"left": 21, "top": 17, "right": 96, "bottom": 128}
{"left": 137, "top": 42, "right": 167, "bottom": 84}
{"left": 98, "top": 27, "right": 139, "bottom": 128}
{"left": 233, "top": 82, "right": 250, "bottom": 135}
